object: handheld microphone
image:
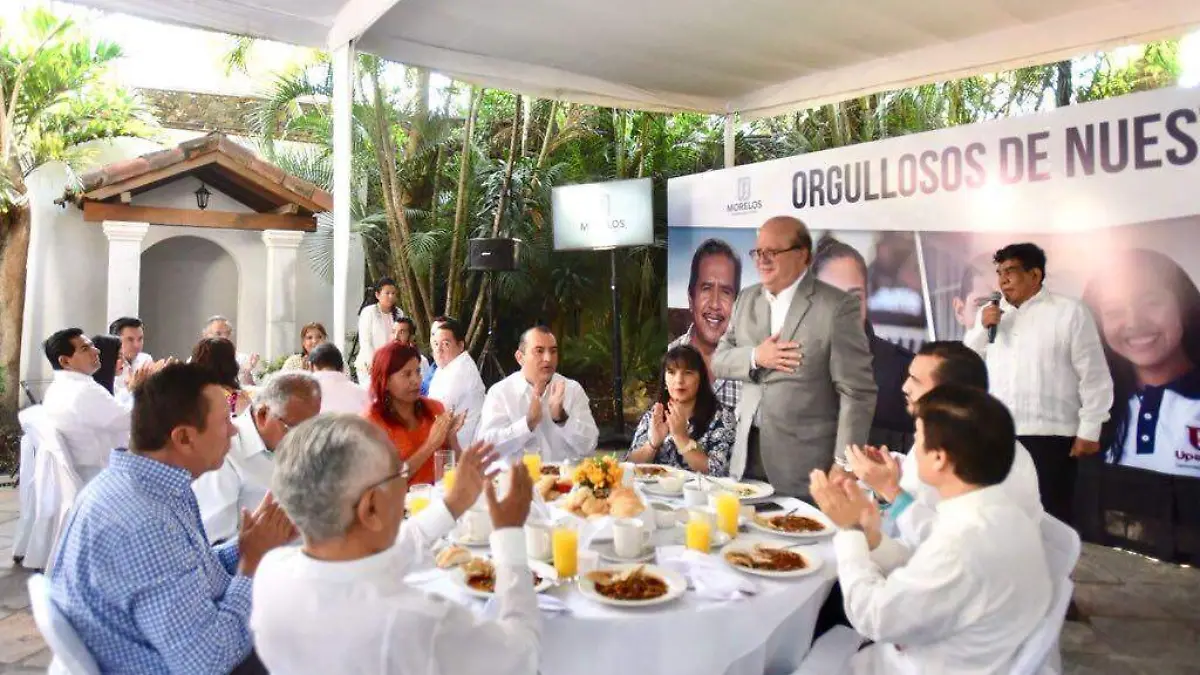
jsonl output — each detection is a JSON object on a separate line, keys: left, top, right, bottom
{"left": 987, "top": 292, "right": 1002, "bottom": 344}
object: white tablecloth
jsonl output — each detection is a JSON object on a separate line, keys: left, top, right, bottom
{"left": 411, "top": 495, "right": 837, "bottom": 675}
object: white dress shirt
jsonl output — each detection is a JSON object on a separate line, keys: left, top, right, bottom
{"left": 836, "top": 485, "right": 1052, "bottom": 675}
{"left": 964, "top": 288, "right": 1113, "bottom": 441}
{"left": 192, "top": 412, "right": 274, "bottom": 543}
{"left": 477, "top": 372, "right": 599, "bottom": 462}
{"left": 893, "top": 442, "right": 1042, "bottom": 546}
{"left": 41, "top": 370, "right": 130, "bottom": 482}
{"left": 312, "top": 370, "right": 369, "bottom": 415}
{"left": 428, "top": 351, "right": 487, "bottom": 447}
{"left": 355, "top": 304, "right": 402, "bottom": 380}
{"left": 250, "top": 500, "right": 539, "bottom": 675}
{"left": 113, "top": 352, "right": 153, "bottom": 409}
{"left": 749, "top": 271, "right": 806, "bottom": 371}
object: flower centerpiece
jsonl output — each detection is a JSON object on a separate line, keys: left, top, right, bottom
{"left": 572, "top": 456, "right": 624, "bottom": 498}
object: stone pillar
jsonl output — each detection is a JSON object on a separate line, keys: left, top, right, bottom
{"left": 102, "top": 221, "right": 150, "bottom": 326}
{"left": 262, "top": 230, "right": 306, "bottom": 361}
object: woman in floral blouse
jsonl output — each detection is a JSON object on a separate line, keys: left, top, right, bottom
{"left": 627, "top": 344, "right": 735, "bottom": 476}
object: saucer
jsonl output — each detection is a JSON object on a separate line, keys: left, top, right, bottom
{"left": 591, "top": 540, "right": 656, "bottom": 563}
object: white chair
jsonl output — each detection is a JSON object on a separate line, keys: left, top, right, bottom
{"left": 1008, "top": 515, "right": 1080, "bottom": 675}
{"left": 27, "top": 574, "right": 100, "bottom": 675}
{"left": 12, "top": 406, "right": 46, "bottom": 562}
{"left": 22, "top": 417, "right": 84, "bottom": 572}
{"left": 791, "top": 625, "right": 866, "bottom": 675}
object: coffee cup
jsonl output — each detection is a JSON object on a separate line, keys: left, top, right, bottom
{"left": 612, "top": 518, "right": 651, "bottom": 558}
{"left": 525, "top": 521, "right": 552, "bottom": 560}
{"left": 658, "top": 473, "right": 686, "bottom": 494}
{"left": 650, "top": 502, "right": 679, "bottom": 529}
{"left": 457, "top": 507, "right": 492, "bottom": 543}
{"left": 683, "top": 484, "right": 707, "bottom": 507}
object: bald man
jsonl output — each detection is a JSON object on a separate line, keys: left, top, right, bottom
{"left": 712, "top": 216, "right": 877, "bottom": 498}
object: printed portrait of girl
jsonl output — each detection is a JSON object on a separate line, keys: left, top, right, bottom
{"left": 1082, "top": 248, "right": 1200, "bottom": 477}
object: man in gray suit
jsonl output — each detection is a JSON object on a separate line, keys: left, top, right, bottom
{"left": 712, "top": 216, "right": 877, "bottom": 498}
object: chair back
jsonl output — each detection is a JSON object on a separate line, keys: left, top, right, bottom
{"left": 1008, "top": 515, "right": 1081, "bottom": 675}
{"left": 13, "top": 406, "right": 47, "bottom": 560}
{"left": 23, "top": 418, "right": 84, "bottom": 571}
{"left": 26, "top": 575, "right": 100, "bottom": 675}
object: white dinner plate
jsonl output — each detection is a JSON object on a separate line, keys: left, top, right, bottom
{"left": 453, "top": 564, "right": 556, "bottom": 599}
{"left": 721, "top": 542, "right": 823, "bottom": 579}
{"left": 712, "top": 479, "right": 775, "bottom": 502}
{"left": 577, "top": 564, "right": 687, "bottom": 608}
{"left": 448, "top": 531, "right": 492, "bottom": 547}
{"left": 747, "top": 512, "right": 836, "bottom": 540}
{"left": 642, "top": 481, "right": 685, "bottom": 497}
{"left": 633, "top": 464, "right": 678, "bottom": 483}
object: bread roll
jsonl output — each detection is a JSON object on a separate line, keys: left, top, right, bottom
{"left": 435, "top": 545, "right": 472, "bottom": 569}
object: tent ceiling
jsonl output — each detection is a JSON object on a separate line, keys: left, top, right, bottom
{"left": 70, "top": 0, "right": 1200, "bottom": 117}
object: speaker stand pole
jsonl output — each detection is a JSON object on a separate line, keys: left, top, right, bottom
{"left": 610, "top": 248, "right": 624, "bottom": 437}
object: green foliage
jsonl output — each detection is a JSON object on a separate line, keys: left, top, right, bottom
{"left": 1076, "top": 42, "right": 1181, "bottom": 103}
{"left": 0, "top": 7, "right": 156, "bottom": 210}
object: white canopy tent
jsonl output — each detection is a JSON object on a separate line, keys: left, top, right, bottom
{"left": 64, "top": 0, "right": 1200, "bottom": 345}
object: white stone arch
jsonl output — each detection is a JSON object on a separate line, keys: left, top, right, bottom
{"left": 138, "top": 234, "right": 241, "bottom": 360}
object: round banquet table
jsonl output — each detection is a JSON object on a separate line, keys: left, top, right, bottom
{"left": 408, "top": 492, "right": 838, "bottom": 675}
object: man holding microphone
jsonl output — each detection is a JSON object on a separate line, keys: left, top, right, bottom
{"left": 964, "top": 243, "right": 1113, "bottom": 526}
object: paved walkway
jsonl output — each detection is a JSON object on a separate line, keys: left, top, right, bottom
{"left": 0, "top": 489, "right": 1194, "bottom": 673}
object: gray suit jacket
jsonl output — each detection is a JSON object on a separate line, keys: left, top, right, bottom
{"left": 712, "top": 272, "right": 877, "bottom": 497}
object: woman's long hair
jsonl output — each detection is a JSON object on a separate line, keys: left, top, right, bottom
{"left": 191, "top": 337, "right": 241, "bottom": 390}
{"left": 657, "top": 345, "right": 719, "bottom": 434}
{"left": 1081, "top": 249, "right": 1200, "bottom": 463}
{"left": 298, "top": 322, "right": 327, "bottom": 356}
{"left": 91, "top": 335, "right": 122, "bottom": 394}
{"left": 368, "top": 341, "right": 430, "bottom": 425}
{"left": 357, "top": 277, "right": 401, "bottom": 320}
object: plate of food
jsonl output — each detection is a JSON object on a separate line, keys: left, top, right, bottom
{"left": 539, "top": 465, "right": 562, "bottom": 477}
{"left": 454, "top": 557, "right": 556, "bottom": 599}
{"left": 577, "top": 564, "right": 687, "bottom": 608}
{"left": 713, "top": 479, "right": 775, "bottom": 502}
{"left": 561, "top": 485, "right": 645, "bottom": 519}
{"left": 633, "top": 464, "right": 675, "bottom": 482}
{"left": 722, "top": 542, "right": 822, "bottom": 578}
{"left": 748, "top": 511, "right": 834, "bottom": 539}
{"left": 534, "top": 474, "right": 574, "bottom": 503}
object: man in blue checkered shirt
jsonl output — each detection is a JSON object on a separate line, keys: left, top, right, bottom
{"left": 50, "top": 363, "right": 295, "bottom": 674}
{"left": 669, "top": 238, "right": 744, "bottom": 411}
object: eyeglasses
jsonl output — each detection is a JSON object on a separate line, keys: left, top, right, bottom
{"left": 749, "top": 246, "right": 803, "bottom": 263}
{"left": 361, "top": 463, "right": 410, "bottom": 496}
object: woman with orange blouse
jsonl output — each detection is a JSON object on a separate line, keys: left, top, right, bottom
{"left": 364, "top": 342, "right": 464, "bottom": 484}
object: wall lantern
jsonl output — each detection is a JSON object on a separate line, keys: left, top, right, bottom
{"left": 195, "top": 183, "right": 211, "bottom": 210}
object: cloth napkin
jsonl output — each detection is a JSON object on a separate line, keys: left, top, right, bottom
{"left": 657, "top": 546, "right": 758, "bottom": 600}
{"left": 481, "top": 592, "right": 571, "bottom": 619}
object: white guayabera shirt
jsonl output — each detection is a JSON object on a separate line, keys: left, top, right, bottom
{"left": 192, "top": 411, "right": 274, "bottom": 543}
{"left": 477, "top": 372, "right": 600, "bottom": 462}
{"left": 250, "top": 501, "right": 540, "bottom": 675}
{"left": 42, "top": 370, "right": 131, "bottom": 483}
{"left": 427, "top": 351, "right": 487, "bottom": 447}
{"left": 836, "top": 485, "right": 1052, "bottom": 675}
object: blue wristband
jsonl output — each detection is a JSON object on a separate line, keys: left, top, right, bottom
{"left": 884, "top": 490, "right": 915, "bottom": 522}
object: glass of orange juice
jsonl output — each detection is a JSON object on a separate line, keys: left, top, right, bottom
{"left": 407, "top": 484, "right": 432, "bottom": 516}
{"left": 441, "top": 468, "right": 457, "bottom": 493}
{"left": 686, "top": 513, "right": 712, "bottom": 553}
{"left": 522, "top": 453, "right": 543, "bottom": 478}
{"left": 552, "top": 523, "right": 579, "bottom": 578}
{"left": 714, "top": 492, "right": 740, "bottom": 537}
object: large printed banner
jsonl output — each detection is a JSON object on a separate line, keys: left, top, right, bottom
{"left": 667, "top": 86, "right": 1200, "bottom": 499}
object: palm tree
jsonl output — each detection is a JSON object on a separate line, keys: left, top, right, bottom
{"left": 0, "top": 8, "right": 155, "bottom": 412}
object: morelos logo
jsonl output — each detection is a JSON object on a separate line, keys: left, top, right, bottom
{"left": 726, "top": 176, "right": 763, "bottom": 214}
{"left": 1189, "top": 425, "right": 1200, "bottom": 452}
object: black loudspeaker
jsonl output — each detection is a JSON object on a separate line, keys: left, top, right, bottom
{"left": 468, "top": 238, "right": 518, "bottom": 271}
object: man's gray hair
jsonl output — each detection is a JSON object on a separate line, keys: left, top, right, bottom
{"left": 204, "top": 315, "right": 231, "bottom": 331}
{"left": 272, "top": 415, "right": 394, "bottom": 542}
{"left": 256, "top": 372, "right": 321, "bottom": 416}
